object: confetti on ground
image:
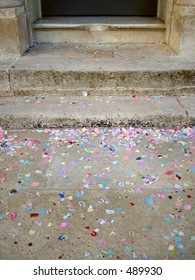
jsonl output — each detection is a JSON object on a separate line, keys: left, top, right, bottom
{"left": 0, "top": 127, "right": 194, "bottom": 260}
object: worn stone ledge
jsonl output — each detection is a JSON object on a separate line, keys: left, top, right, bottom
{"left": 9, "top": 69, "right": 195, "bottom": 95}
{"left": 0, "top": 95, "right": 191, "bottom": 129}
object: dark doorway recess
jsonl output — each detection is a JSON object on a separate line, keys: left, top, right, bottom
{"left": 41, "top": 0, "right": 158, "bottom": 17}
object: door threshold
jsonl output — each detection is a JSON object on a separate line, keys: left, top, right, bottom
{"left": 33, "top": 16, "right": 166, "bottom": 30}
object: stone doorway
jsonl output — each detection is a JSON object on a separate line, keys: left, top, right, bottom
{"left": 41, "top": 0, "right": 158, "bottom": 17}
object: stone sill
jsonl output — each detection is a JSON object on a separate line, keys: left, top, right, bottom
{"left": 0, "top": 0, "right": 23, "bottom": 8}
{"left": 33, "top": 16, "right": 166, "bottom": 31}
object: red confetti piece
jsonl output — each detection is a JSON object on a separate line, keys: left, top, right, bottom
{"left": 165, "top": 170, "right": 173, "bottom": 175}
{"left": 30, "top": 213, "right": 39, "bottom": 217}
{"left": 9, "top": 212, "right": 17, "bottom": 221}
{"left": 1, "top": 176, "right": 6, "bottom": 184}
{"left": 130, "top": 202, "right": 135, "bottom": 206}
{"left": 90, "top": 231, "right": 97, "bottom": 237}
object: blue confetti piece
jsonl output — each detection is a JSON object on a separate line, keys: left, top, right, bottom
{"left": 190, "top": 166, "right": 195, "bottom": 173}
{"left": 136, "top": 157, "right": 142, "bottom": 160}
{"left": 119, "top": 181, "right": 125, "bottom": 187}
{"left": 176, "top": 243, "right": 185, "bottom": 249}
{"left": 76, "top": 193, "right": 83, "bottom": 199}
{"left": 125, "top": 246, "right": 132, "bottom": 253}
{"left": 106, "top": 249, "right": 114, "bottom": 256}
{"left": 19, "top": 184, "right": 25, "bottom": 190}
{"left": 26, "top": 206, "right": 33, "bottom": 211}
{"left": 146, "top": 197, "right": 154, "bottom": 205}
{"left": 25, "top": 178, "right": 31, "bottom": 182}
{"left": 94, "top": 176, "right": 99, "bottom": 181}
{"left": 58, "top": 235, "right": 65, "bottom": 241}
{"left": 175, "top": 236, "right": 183, "bottom": 243}
{"left": 174, "top": 184, "right": 181, "bottom": 189}
{"left": 59, "top": 193, "right": 65, "bottom": 199}
{"left": 39, "top": 209, "right": 46, "bottom": 215}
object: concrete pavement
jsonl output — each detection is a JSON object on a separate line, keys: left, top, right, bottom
{"left": 0, "top": 127, "right": 194, "bottom": 259}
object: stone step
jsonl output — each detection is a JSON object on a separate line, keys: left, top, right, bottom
{"left": 0, "top": 43, "right": 194, "bottom": 96}
{"left": 32, "top": 17, "right": 166, "bottom": 44}
{"left": 0, "top": 95, "right": 194, "bottom": 129}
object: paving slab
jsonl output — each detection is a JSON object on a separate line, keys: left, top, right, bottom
{"left": 0, "top": 95, "right": 188, "bottom": 129}
{"left": 0, "top": 189, "right": 194, "bottom": 260}
{"left": 46, "top": 128, "right": 194, "bottom": 190}
{"left": 0, "top": 131, "right": 54, "bottom": 191}
{"left": 0, "top": 128, "right": 194, "bottom": 260}
{"left": 1, "top": 128, "right": 194, "bottom": 191}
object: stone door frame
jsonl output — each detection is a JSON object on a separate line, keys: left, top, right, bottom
{"left": 0, "top": 1, "right": 194, "bottom": 56}
{"left": 25, "top": 0, "right": 172, "bottom": 44}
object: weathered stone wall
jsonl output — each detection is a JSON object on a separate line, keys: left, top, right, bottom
{"left": 170, "top": 0, "right": 195, "bottom": 55}
{"left": 0, "top": 0, "right": 29, "bottom": 56}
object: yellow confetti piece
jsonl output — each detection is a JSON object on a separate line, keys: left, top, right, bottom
{"left": 171, "top": 248, "right": 177, "bottom": 255}
{"left": 67, "top": 196, "right": 73, "bottom": 200}
{"left": 25, "top": 173, "right": 31, "bottom": 177}
{"left": 47, "top": 222, "right": 53, "bottom": 227}
{"left": 29, "top": 230, "right": 36, "bottom": 235}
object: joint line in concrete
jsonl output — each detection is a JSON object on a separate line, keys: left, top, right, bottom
{"left": 175, "top": 95, "right": 190, "bottom": 127}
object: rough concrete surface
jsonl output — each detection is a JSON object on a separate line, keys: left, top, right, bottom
{"left": 0, "top": 59, "right": 15, "bottom": 96}
{"left": 0, "top": 95, "right": 191, "bottom": 129}
{"left": 0, "top": 127, "right": 194, "bottom": 260}
{"left": 0, "top": 43, "right": 195, "bottom": 96}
